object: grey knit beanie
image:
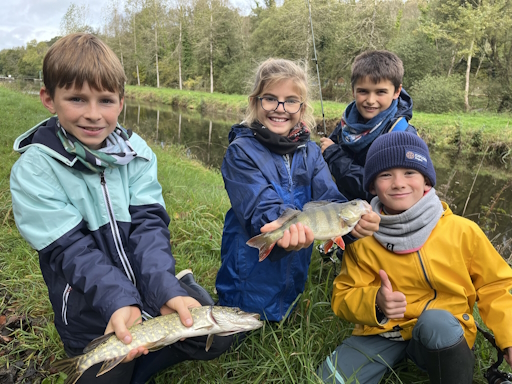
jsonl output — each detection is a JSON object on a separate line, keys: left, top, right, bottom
{"left": 363, "top": 132, "right": 436, "bottom": 192}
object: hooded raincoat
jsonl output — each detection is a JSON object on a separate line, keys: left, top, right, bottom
{"left": 10, "top": 117, "right": 188, "bottom": 350}
{"left": 333, "top": 203, "right": 512, "bottom": 350}
{"left": 216, "top": 124, "right": 349, "bottom": 321}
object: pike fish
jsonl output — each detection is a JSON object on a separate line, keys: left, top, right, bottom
{"left": 53, "top": 306, "right": 263, "bottom": 384}
{"left": 247, "top": 199, "right": 372, "bottom": 262}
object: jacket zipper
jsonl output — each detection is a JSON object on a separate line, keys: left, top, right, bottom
{"left": 417, "top": 250, "right": 437, "bottom": 312}
{"left": 100, "top": 171, "right": 152, "bottom": 320}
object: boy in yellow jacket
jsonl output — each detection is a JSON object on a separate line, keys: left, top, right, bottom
{"left": 317, "top": 132, "right": 512, "bottom": 383}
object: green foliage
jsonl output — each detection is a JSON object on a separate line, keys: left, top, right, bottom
{"left": 411, "top": 74, "right": 465, "bottom": 113}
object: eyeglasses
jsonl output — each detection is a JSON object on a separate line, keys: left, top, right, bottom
{"left": 257, "top": 97, "right": 303, "bottom": 114}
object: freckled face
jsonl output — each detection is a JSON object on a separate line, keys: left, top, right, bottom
{"left": 40, "top": 81, "right": 124, "bottom": 150}
{"left": 353, "top": 77, "right": 401, "bottom": 122}
{"left": 370, "top": 168, "right": 431, "bottom": 214}
{"left": 256, "top": 79, "right": 304, "bottom": 137}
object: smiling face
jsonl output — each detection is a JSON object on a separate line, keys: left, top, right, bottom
{"left": 40, "top": 81, "right": 124, "bottom": 150}
{"left": 352, "top": 76, "right": 401, "bottom": 122}
{"left": 370, "top": 168, "right": 431, "bottom": 214}
{"left": 256, "top": 79, "right": 304, "bottom": 137}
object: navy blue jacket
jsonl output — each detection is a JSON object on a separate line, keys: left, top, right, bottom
{"left": 215, "top": 124, "right": 349, "bottom": 321}
{"left": 10, "top": 117, "right": 188, "bottom": 350}
{"left": 322, "top": 89, "right": 417, "bottom": 202}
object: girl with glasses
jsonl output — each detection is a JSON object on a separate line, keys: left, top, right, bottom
{"left": 215, "top": 58, "right": 380, "bottom": 323}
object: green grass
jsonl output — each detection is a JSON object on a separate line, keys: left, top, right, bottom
{"left": 0, "top": 86, "right": 509, "bottom": 383}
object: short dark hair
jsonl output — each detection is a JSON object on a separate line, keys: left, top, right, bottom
{"left": 351, "top": 50, "right": 404, "bottom": 91}
{"left": 43, "top": 33, "right": 126, "bottom": 100}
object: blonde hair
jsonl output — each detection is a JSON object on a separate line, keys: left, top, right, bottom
{"left": 43, "top": 33, "right": 126, "bottom": 99}
{"left": 244, "top": 58, "right": 316, "bottom": 130}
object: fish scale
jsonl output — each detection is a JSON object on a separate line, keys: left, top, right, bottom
{"left": 53, "top": 306, "right": 263, "bottom": 384}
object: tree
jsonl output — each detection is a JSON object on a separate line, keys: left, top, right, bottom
{"left": 60, "top": 3, "right": 94, "bottom": 35}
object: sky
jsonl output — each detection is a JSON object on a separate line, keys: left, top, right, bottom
{"left": 0, "top": 0, "right": 108, "bottom": 51}
{"left": 1, "top": 0, "right": 252, "bottom": 52}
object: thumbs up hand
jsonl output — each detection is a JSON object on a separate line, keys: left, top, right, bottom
{"left": 376, "top": 270, "right": 407, "bottom": 319}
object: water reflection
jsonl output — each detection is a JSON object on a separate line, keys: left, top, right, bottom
{"left": 122, "top": 100, "right": 512, "bottom": 259}
{"left": 123, "top": 100, "right": 231, "bottom": 169}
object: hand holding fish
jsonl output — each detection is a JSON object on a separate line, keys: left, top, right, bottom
{"left": 349, "top": 210, "right": 380, "bottom": 238}
{"left": 105, "top": 306, "right": 149, "bottom": 363}
{"left": 247, "top": 199, "right": 373, "bottom": 262}
{"left": 376, "top": 269, "right": 407, "bottom": 320}
{"left": 260, "top": 222, "right": 315, "bottom": 252}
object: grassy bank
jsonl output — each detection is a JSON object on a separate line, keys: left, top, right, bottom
{"left": 0, "top": 87, "right": 507, "bottom": 383}
{"left": 126, "top": 85, "right": 512, "bottom": 157}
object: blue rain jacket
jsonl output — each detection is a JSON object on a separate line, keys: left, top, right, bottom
{"left": 215, "top": 124, "right": 350, "bottom": 321}
{"left": 322, "top": 89, "right": 417, "bottom": 201}
{"left": 10, "top": 117, "right": 188, "bottom": 350}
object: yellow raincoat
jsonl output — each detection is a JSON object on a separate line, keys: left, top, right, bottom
{"left": 332, "top": 202, "right": 512, "bottom": 350}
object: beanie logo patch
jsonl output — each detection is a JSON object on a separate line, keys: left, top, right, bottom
{"left": 405, "top": 148, "right": 427, "bottom": 168}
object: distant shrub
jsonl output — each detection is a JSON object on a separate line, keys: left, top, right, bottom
{"left": 410, "top": 74, "right": 465, "bottom": 113}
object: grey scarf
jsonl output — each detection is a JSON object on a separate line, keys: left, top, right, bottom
{"left": 371, "top": 188, "right": 444, "bottom": 254}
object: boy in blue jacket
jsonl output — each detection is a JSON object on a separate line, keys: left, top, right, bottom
{"left": 10, "top": 33, "right": 231, "bottom": 384}
{"left": 321, "top": 50, "right": 417, "bottom": 202}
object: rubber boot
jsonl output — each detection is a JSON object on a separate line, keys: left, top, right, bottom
{"left": 424, "top": 336, "right": 475, "bottom": 384}
{"left": 176, "top": 269, "right": 215, "bottom": 306}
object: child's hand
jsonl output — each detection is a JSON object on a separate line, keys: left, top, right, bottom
{"left": 376, "top": 270, "right": 406, "bottom": 319}
{"left": 261, "top": 222, "right": 315, "bottom": 251}
{"left": 105, "top": 306, "right": 149, "bottom": 363}
{"left": 504, "top": 347, "right": 512, "bottom": 367}
{"left": 350, "top": 210, "right": 380, "bottom": 238}
{"left": 160, "top": 296, "right": 201, "bottom": 328}
{"left": 320, "top": 137, "right": 335, "bottom": 153}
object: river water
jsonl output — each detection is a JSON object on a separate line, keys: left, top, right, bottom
{"left": 122, "top": 100, "right": 512, "bottom": 259}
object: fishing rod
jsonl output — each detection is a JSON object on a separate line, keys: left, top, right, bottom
{"left": 305, "top": 0, "right": 326, "bottom": 136}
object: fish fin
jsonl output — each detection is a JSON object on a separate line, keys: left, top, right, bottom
{"left": 52, "top": 356, "right": 83, "bottom": 384}
{"left": 145, "top": 340, "right": 167, "bottom": 352}
{"left": 206, "top": 334, "right": 214, "bottom": 352}
{"left": 83, "top": 332, "right": 115, "bottom": 353}
{"left": 258, "top": 242, "right": 276, "bottom": 262}
{"left": 97, "top": 356, "right": 126, "bottom": 377}
{"left": 302, "top": 201, "right": 332, "bottom": 210}
{"left": 276, "top": 208, "right": 301, "bottom": 226}
{"left": 333, "top": 236, "right": 345, "bottom": 250}
{"left": 322, "top": 240, "right": 334, "bottom": 254}
{"left": 246, "top": 234, "right": 276, "bottom": 262}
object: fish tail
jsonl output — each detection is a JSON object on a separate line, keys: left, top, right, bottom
{"left": 246, "top": 233, "right": 276, "bottom": 262}
{"left": 52, "top": 355, "right": 84, "bottom": 384}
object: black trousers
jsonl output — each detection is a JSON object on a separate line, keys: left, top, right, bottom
{"left": 65, "top": 282, "right": 233, "bottom": 384}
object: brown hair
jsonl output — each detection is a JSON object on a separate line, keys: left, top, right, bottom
{"left": 244, "top": 58, "right": 316, "bottom": 130}
{"left": 350, "top": 50, "right": 404, "bottom": 91}
{"left": 42, "top": 33, "right": 126, "bottom": 99}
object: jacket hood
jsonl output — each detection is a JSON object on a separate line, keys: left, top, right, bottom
{"left": 228, "top": 123, "right": 254, "bottom": 144}
{"left": 13, "top": 116, "right": 141, "bottom": 172}
{"left": 13, "top": 116, "right": 90, "bottom": 171}
{"left": 397, "top": 88, "right": 413, "bottom": 121}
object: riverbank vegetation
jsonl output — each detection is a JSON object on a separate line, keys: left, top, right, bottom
{"left": 125, "top": 84, "right": 512, "bottom": 157}
{"left": 1, "top": 83, "right": 510, "bottom": 383}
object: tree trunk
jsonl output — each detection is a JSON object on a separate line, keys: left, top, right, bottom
{"left": 448, "top": 49, "right": 456, "bottom": 77}
{"left": 133, "top": 15, "right": 140, "bottom": 86}
{"left": 155, "top": 25, "right": 160, "bottom": 88}
{"left": 210, "top": 9, "right": 213, "bottom": 93}
{"left": 179, "top": 19, "right": 182, "bottom": 90}
{"left": 465, "top": 40, "right": 474, "bottom": 112}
